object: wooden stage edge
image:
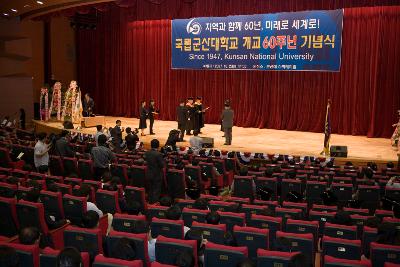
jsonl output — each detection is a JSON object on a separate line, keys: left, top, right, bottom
{"left": 33, "top": 116, "right": 399, "bottom": 167}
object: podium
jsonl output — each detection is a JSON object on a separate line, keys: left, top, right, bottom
{"left": 82, "top": 116, "right": 105, "bottom": 128}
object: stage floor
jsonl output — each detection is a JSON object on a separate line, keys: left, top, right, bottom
{"left": 33, "top": 116, "right": 398, "bottom": 164}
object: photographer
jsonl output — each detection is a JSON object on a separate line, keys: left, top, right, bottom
{"left": 125, "top": 127, "right": 139, "bottom": 151}
{"left": 164, "top": 129, "right": 180, "bottom": 151}
{"left": 95, "top": 125, "right": 110, "bottom": 146}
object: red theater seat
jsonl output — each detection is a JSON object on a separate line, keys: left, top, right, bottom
{"left": 40, "top": 247, "right": 90, "bottom": 267}
{"left": 155, "top": 236, "right": 198, "bottom": 267}
{"left": 233, "top": 225, "right": 269, "bottom": 260}
{"left": 256, "top": 249, "right": 299, "bottom": 267}
{"left": 204, "top": 242, "right": 248, "bottom": 267}
{"left": 370, "top": 242, "right": 400, "bottom": 267}
{"left": 0, "top": 242, "right": 40, "bottom": 267}
{"left": 93, "top": 254, "right": 143, "bottom": 267}
{"left": 324, "top": 255, "right": 371, "bottom": 267}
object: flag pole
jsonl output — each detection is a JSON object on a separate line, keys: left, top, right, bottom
{"left": 320, "top": 99, "right": 332, "bottom": 155}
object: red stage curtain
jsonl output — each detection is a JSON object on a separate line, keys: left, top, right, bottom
{"left": 77, "top": 2, "right": 400, "bottom": 138}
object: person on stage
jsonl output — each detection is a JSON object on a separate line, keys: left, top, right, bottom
{"left": 176, "top": 100, "right": 187, "bottom": 141}
{"left": 194, "top": 97, "right": 208, "bottom": 134}
{"left": 49, "top": 81, "right": 62, "bottom": 121}
{"left": 83, "top": 93, "right": 94, "bottom": 117}
{"left": 139, "top": 100, "right": 148, "bottom": 136}
{"left": 148, "top": 99, "right": 158, "bottom": 135}
{"left": 391, "top": 110, "right": 400, "bottom": 150}
{"left": 39, "top": 87, "right": 49, "bottom": 122}
{"left": 62, "top": 80, "right": 82, "bottom": 124}
{"left": 221, "top": 100, "right": 234, "bottom": 145}
{"left": 185, "top": 97, "right": 195, "bottom": 135}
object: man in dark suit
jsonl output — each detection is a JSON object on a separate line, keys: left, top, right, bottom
{"left": 125, "top": 127, "right": 139, "bottom": 151}
{"left": 83, "top": 93, "right": 94, "bottom": 117}
{"left": 112, "top": 120, "right": 124, "bottom": 152}
{"left": 176, "top": 100, "right": 187, "bottom": 141}
{"left": 221, "top": 101, "right": 234, "bottom": 145}
{"left": 55, "top": 130, "right": 75, "bottom": 157}
{"left": 148, "top": 99, "right": 158, "bottom": 135}
{"left": 144, "top": 139, "right": 165, "bottom": 204}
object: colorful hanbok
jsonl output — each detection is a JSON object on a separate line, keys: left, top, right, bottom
{"left": 39, "top": 87, "right": 49, "bottom": 121}
{"left": 49, "top": 82, "right": 62, "bottom": 121}
{"left": 62, "top": 81, "right": 83, "bottom": 123}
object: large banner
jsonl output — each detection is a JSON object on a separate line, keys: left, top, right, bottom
{"left": 172, "top": 9, "right": 343, "bottom": 71}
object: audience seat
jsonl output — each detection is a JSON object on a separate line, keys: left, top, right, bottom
{"left": 63, "top": 157, "right": 79, "bottom": 177}
{"left": 64, "top": 226, "right": 103, "bottom": 259}
{"left": 322, "top": 236, "right": 362, "bottom": 261}
{"left": 219, "top": 211, "right": 245, "bottom": 232}
{"left": 233, "top": 225, "right": 269, "bottom": 260}
{"left": 182, "top": 208, "right": 208, "bottom": 227}
{"left": 78, "top": 159, "right": 95, "bottom": 180}
{"left": 254, "top": 177, "right": 278, "bottom": 200}
{"left": 0, "top": 196, "right": 18, "bottom": 237}
{"left": 0, "top": 242, "right": 39, "bottom": 267}
{"left": 191, "top": 221, "right": 226, "bottom": 244}
{"left": 285, "top": 219, "right": 319, "bottom": 245}
{"left": 150, "top": 218, "right": 184, "bottom": 239}
{"left": 40, "top": 190, "right": 65, "bottom": 220}
{"left": 281, "top": 179, "right": 302, "bottom": 201}
{"left": 106, "top": 230, "right": 149, "bottom": 265}
{"left": 95, "top": 189, "right": 121, "bottom": 214}
{"left": 93, "top": 254, "right": 143, "bottom": 267}
{"left": 129, "top": 165, "right": 147, "bottom": 188}
{"left": 147, "top": 205, "right": 168, "bottom": 220}
{"left": 204, "top": 242, "right": 248, "bottom": 267}
{"left": 111, "top": 163, "right": 129, "bottom": 186}
{"left": 248, "top": 214, "right": 282, "bottom": 246}
{"left": 324, "top": 255, "right": 371, "bottom": 267}
{"left": 112, "top": 213, "right": 146, "bottom": 233}
{"left": 306, "top": 181, "right": 327, "bottom": 204}
{"left": 324, "top": 222, "right": 358, "bottom": 240}
{"left": 309, "top": 210, "right": 336, "bottom": 235}
{"left": 256, "top": 249, "right": 299, "bottom": 267}
{"left": 40, "top": 247, "right": 90, "bottom": 267}
{"left": 155, "top": 236, "right": 198, "bottom": 267}
{"left": 166, "top": 169, "right": 186, "bottom": 199}
{"left": 232, "top": 175, "right": 255, "bottom": 199}
{"left": 125, "top": 186, "right": 147, "bottom": 212}
{"left": 370, "top": 242, "right": 400, "bottom": 267}
{"left": 331, "top": 183, "right": 353, "bottom": 203}
{"left": 276, "top": 231, "right": 314, "bottom": 263}
{"left": 49, "top": 155, "right": 64, "bottom": 177}
{"left": 63, "top": 194, "right": 87, "bottom": 225}
{"left": 208, "top": 200, "right": 238, "bottom": 212}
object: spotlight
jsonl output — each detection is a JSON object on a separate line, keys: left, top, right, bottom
{"left": 3, "top": 13, "right": 9, "bottom": 16}
{"left": 36, "top": 1, "right": 44, "bottom": 5}
{"left": 11, "top": 9, "right": 18, "bottom": 13}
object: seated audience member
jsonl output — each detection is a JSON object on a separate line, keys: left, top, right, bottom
{"left": 185, "top": 229, "right": 206, "bottom": 265}
{"left": 91, "top": 134, "right": 116, "bottom": 180}
{"left": 125, "top": 201, "right": 142, "bottom": 216}
{"left": 159, "top": 196, "right": 173, "bottom": 207}
{"left": 376, "top": 222, "right": 400, "bottom": 245}
{"left": 175, "top": 250, "right": 195, "bottom": 267}
{"left": 78, "top": 184, "right": 103, "bottom": 217}
{"left": 101, "top": 171, "right": 113, "bottom": 185}
{"left": 223, "top": 231, "right": 237, "bottom": 247}
{"left": 132, "top": 220, "right": 156, "bottom": 262}
{"left": 206, "top": 211, "right": 220, "bottom": 225}
{"left": 237, "top": 258, "right": 256, "bottom": 267}
{"left": 24, "top": 188, "right": 67, "bottom": 230}
{"left": 125, "top": 127, "right": 139, "bottom": 151}
{"left": 193, "top": 198, "right": 209, "bottom": 210}
{"left": 111, "top": 237, "right": 137, "bottom": 261}
{"left": 0, "top": 245, "right": 19, "bottom": 267}
{"left": 81, "top": 210, "right": 100, "bottom": 229}
{"left": 57, "top": 247, "right": 83, "bottom": 267}
{"left": 166, "top": 205, "right": 190, "bottom": 234}
{"left": 19, "top": 227, "right": 41, "bottom": 245}
{"left": 288, "top": 253, "right": 310, "bottom": 267}
{"left": 189, "top": 133, "right": 203, "bottom": 155}
{"left": 387, "top": 176, "right": 400, "bottom": 188}
{"left": 331, "top": 211, "right": 353, "bottom": 226}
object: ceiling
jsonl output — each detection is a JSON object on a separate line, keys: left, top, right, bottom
{"left": 0, "top": 0, "right": 113, "bottom": 20}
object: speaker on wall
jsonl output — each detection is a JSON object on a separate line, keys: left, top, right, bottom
{"left": 330, "top": 145, "right": 348, "bottom": 157}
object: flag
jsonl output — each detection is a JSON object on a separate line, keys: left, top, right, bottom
{"left": 321, "top": 99, "right": 332, "bottom": 155}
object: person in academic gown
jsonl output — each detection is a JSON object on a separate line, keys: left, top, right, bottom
{"left": 139, "top": 101, "right": 148, "bottom": 136}
{"left": 176, "top": 100, "right": 187, "bottom": 141}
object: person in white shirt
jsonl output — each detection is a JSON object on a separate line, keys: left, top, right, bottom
{"left": 95, "top": 125, "right": 110, "bottom": 146}
{"left": 189, "top": 132, "right": 203, "bottom": 155}
{"left": 78, "top": 184, "right": 103, "bottom": 217}
{"left": 34, "top": 132, "right": 51, "bottom": 173}
{"left": 132, "top": 220, "right": 157, "bottom": 262}
{"left": 387, "top": 176, "right": 400, "bottom": 188}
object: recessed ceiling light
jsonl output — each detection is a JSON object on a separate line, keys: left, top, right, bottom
{"left": 3, "top": 13, "right": 9, "bottom": 16}
{"left": 36, "top": 1, "right": 44, "bottom": 5}
{"left": 11, "top": 9, "right": 18, "bottom": 13}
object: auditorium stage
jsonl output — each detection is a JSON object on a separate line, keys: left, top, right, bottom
{"left": 33, "top": 116, "right": 399, "bottom": 165}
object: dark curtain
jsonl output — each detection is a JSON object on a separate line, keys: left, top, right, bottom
{"left": 76, "top": 1, "right": 400, "bottom": 138}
